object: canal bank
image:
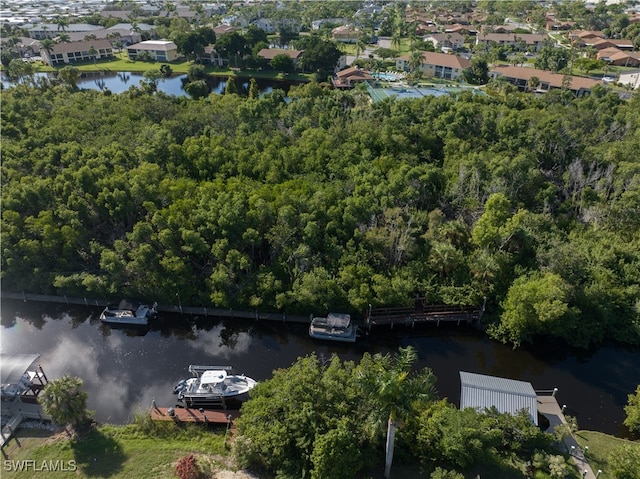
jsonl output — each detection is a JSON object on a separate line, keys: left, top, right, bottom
{"left": 1, "top": 298, "right": 638, "bottom": 438}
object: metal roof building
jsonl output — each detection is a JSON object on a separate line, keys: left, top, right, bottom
{"left": 459, "top": 371, "right": 538, "bottom": 425}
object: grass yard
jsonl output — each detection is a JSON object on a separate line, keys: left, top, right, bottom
{"left": 28, "top": 52, "right": 311, "bottom": 82}
{"left": 574, "top": 430, "right": 640, "bottom": 479}
{"left": 2, "top": 418, "right": 238, "bottom": 479}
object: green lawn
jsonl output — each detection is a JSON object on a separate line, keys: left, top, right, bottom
{"left": 2, "top": 419, "right": 236, "bottom": 479}
{"left": 574, "top": 430, "right": 640, "bottom": 478}
{"left": 29, "top": 52, "right": 311, "bottom": 82}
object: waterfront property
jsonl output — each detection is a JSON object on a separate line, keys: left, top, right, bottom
{"left": 459, "top": 371, "right": 539, "bottom": 425}
{"left": 257, "top": 48, "right": 304, "bottom": 70}
{"left": 1, "top": 354, "right": 51, "bottom": 448}
{"left": 126, "top": 40, "right": 179, "bottom": 62}
{"left": 365, "top": 297, "right": 485, "bottom": 329}
{"left": 40, "top": 38, "right": 114, "bottom": 66}
{"left": 150, "top": 405, "right": 239, "bottom": 425}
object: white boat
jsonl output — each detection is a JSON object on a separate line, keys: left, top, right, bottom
{"left": 100, "top": 300, "right": 157, "bottom": 326}
{"left": 173, "top": 365, "right": 257, "bottom": 408}
{"left": 309, "top": 312, "right": 357, "bottom": 343}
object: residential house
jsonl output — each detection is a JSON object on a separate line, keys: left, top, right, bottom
{"left": 546, "top": 19, "right": 575, "bottom": 31}
{"left": 476, "top": 33, "right": 548, "bottom": 52}
{"left": 479, "top": 24, "right": 523, "bottom": 34}
{"left": 490, "top": 65, "right": 601, "bottom": 96}
{"left": 257, "top": 48, "right": 303, "bottom": 69}
{"left": 28, "top": 22, "right": 103, "bottom": 40}
{"left": 332, "top": 25, "right": 360, "bottom": 44}
{"left": 40, "top": 38, "right": 114, "bottom": 66}
{"left": 397, "top": 51, "right": 470, "bottom": 80}
{"left": 332, "top": 66, "right": 373, "bottom": 89}
{"left": 597, "top": 48, "right": 640, "bottom": 67}
{"left": 222, "top": 15, "right": 249, "bottom": 28}
{"left": 65, "top": 24, "right": 148, "bottom": 45}
{"left": 590, "top": 38, "right": 635, "bottom": 51}
{"left": 252, "top": 18, "right": 276, "bottom": 33}
{"left": 213, "top": 25, "right": 237, "bottom": 36}
{"left": 202, "top": 45, "right": 226, "bottom": 66}
{"left": 100, "top": 10, "right": 133, "bottom": 20}
{"left": 311, "top": 19, "right": 347, "bottom": 31}
{"left": 569, "top": 30, "right": 605, "bottom": 45}
{"left": 424, "top": 32, "right": 465, "bottom": 51}
{"left": 126, "top": 40, "right": 179, "bottom": 62}
{"left": 444, "top": 24, "right": 477, "bottom": 36}
{"left": 251, "top": 17, "right": 301, "bottom": 34}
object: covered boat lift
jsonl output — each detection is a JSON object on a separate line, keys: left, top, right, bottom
{"left": 1, "top": 354, "right": 51, "bottom": 448}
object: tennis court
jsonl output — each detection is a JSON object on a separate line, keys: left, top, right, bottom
{"left": 368, "top": 84, "right": 482, "bottom": 102}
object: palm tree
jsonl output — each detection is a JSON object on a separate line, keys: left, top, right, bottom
{"left": 357, "top": 346, "right": 436, "bottom": 479}
{"left": 87, "top": 45, "right": 98, "bottom": 64}
{"left": 40, "top": 38, "right": 55, "bottom": 62}
{"left": 56, "top": 32, "right": 70, "bottom": 43}
{"left": 55, "top": 16, "right": 68, "bottom": 33}
{"left": 355, "top": 38, "right": 366, "bottom": 60}
{"left": 58, "top": 65, "right": 80, "bottom": 89}
{"left": 39, "top": 375, "right": 89, "bottom": 434}
{"left": 408, "top": 50, "right": 424, "bottom": 79}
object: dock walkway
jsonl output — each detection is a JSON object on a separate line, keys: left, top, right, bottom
{"left": 365, "top": 298, "right": 485, "bottom": 329}
{"left": 537, "top": 396, "right": 598, "bottom": 479}
{"left": 1, "top": 401, "right": 51, "bottom": 448}
{"left": 150, "top": 406, "right": 239, "bottom": 425}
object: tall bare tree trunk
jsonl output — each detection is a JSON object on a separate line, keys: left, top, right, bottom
{"left": 384, "top": 417, "right": 396, "bottom": 479}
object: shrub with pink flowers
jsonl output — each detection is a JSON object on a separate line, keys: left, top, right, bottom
{"left": 175, "top": 453, "right": 204, "bottom": 479}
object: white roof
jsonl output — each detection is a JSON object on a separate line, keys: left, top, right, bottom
{"left": 201, "top": 370, "right": 227, "bottom": 385}
{"left": 327, "top": 312, "right": 351, "bottom": 328}
{"left": 460, "top": 371, "right": 538, "bottom": 425}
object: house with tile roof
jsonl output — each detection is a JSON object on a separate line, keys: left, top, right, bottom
{"left": 396, "top": 52, "right": 470, "bottom": 80}
{"left": 332, "top": 66, "right": 373, "bottom": 88}
{"left": 331, "top": 25, "right": 360, "bottom": 43}
{"left": 597, "top": 48, "right": 640, "bottom": 67}
{"left": 490, "top": 65, "right": 601, "bottom": 96}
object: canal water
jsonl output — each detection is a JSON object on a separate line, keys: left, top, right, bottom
{"left": 1, "top": 299, "right": 639, "bottom": 438}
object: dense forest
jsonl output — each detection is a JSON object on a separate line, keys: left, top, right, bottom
{"left": 1, "top": 81, "right": 639, "bottom": 348}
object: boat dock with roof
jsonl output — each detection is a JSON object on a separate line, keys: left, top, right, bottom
{"left": 1, "top": 354, "right": 51, "bottom": 448}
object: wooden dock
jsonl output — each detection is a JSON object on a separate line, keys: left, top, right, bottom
{"left": 150, "top": 406, "right": 240, "bottom": 424}
{"left": 1, "top": 291, "right": 310, "bottom": 324}
{"left": 365, "top": 298, "right": 485, "bottom": 329}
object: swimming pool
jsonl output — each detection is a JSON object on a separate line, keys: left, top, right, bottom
{"left": 371, "top": 72, "right": 403, "bottom": 81}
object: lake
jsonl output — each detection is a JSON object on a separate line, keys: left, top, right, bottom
{"left": 1, "top": 299, "right": 639, "bottom": 438}
{"left": 0, "top": 71, "right": 295, "bottom": 97}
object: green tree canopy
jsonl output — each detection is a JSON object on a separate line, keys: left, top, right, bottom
{"left": 624, "top": 385, "right": 640, "bottom": 433}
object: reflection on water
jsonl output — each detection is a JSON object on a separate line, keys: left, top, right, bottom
{"left": 1, "top": 299, "right": 639, "bottom": 437}
{"left": 1, "top": 72, "right": 291, "bottom": 97}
